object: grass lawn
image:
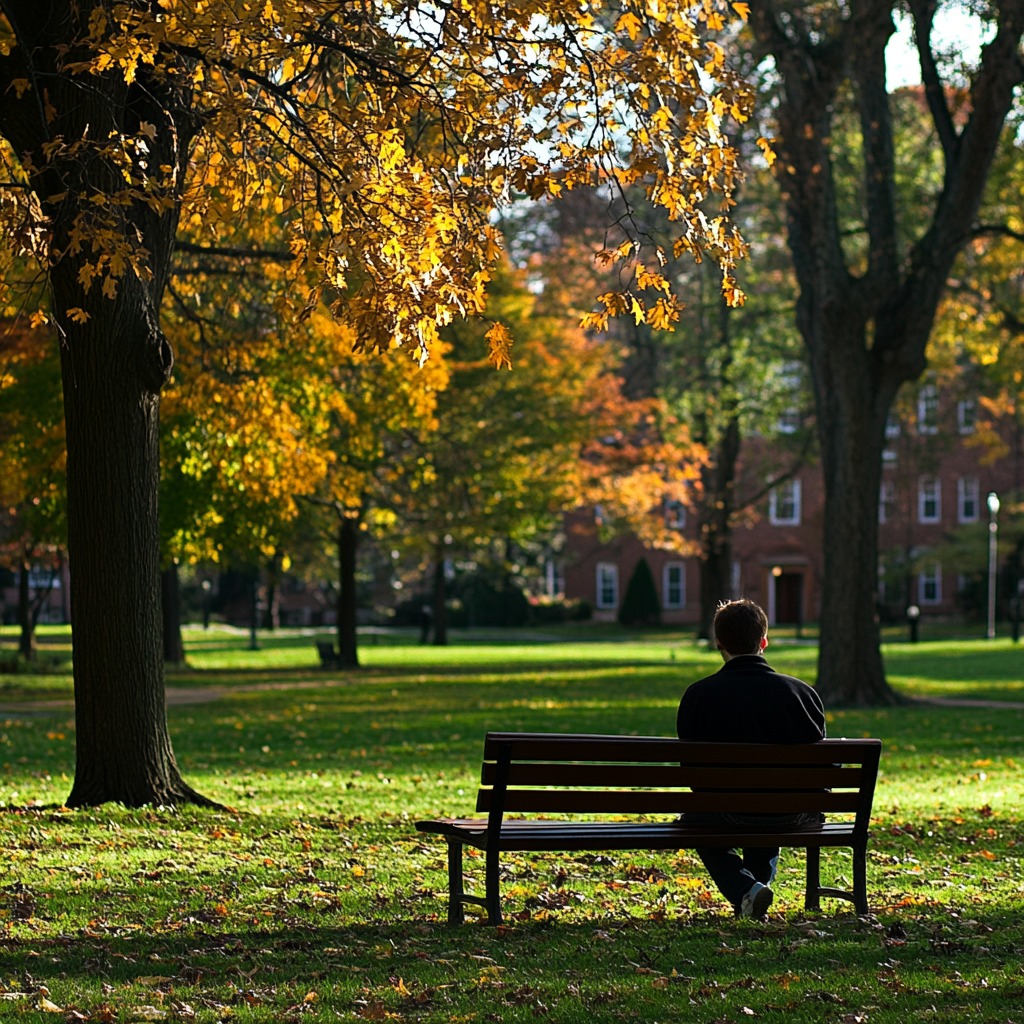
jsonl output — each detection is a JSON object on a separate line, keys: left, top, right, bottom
{"left": 0, "top": 625, "right": 1022, "bottom": 1022}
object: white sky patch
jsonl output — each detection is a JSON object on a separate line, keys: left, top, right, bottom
{"left": 886, "top": 5, "right": 990, "bottom": 89}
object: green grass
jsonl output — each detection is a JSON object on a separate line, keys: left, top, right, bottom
{"left": 1, "top": 627, "right": 1023, "bottom": 1021}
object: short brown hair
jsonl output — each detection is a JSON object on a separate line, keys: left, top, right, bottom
{"left": 713, "top": 599, "right": 768, "bottom": 656}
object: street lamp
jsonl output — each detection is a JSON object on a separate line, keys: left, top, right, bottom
{"left": 987, "top": 492, "right": 1000, "bottom": 640}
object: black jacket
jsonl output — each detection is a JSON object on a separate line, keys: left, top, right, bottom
{"left": 676, "top": 654, "right": 825, "bottom": 744}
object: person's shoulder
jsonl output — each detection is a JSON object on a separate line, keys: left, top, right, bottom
{"left": 678, "top": 669, "right": 722, "bottom": 700}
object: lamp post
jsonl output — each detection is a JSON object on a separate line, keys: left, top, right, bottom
{"left": 906, "top": 604, "right": 920, "bottom": 643}
{"left": 987, "top": 492, "right": 1000, "bottom": 640}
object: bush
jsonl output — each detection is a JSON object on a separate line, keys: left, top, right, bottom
{"left": 618, "top": 557, "right": 661, "bottom": 626}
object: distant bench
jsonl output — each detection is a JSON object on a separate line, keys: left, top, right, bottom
{"left": 416, "top": 733, "right": 882, "bottom": 925}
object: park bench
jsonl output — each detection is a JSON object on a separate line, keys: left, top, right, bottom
{"left": 416, "top": 732, "right": 882, "bottom": 925}
{"left": 315, "top": 640, "right": 339, "bottom": 668}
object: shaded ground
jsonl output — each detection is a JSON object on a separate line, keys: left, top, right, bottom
{"left": 1, "top": 686, "right": 1022, "bottom": 718}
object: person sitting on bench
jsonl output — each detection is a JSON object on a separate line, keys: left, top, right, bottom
{"left": 677, "top": 598, "right": 826, "bottom": 919}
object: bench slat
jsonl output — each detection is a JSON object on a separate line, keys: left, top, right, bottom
{"left": 416, "top": 817, "right": 860, "bottom": 851}
{"left": 481, "top": 762, "right": 866, "bottom": 789}
{"left": 477, "top": 789, "right": 862, "bottom": 815}
{"left": 483, "top": 733, "right": 881, "bottom": 767}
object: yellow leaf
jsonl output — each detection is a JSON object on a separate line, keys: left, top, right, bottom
{"left": 616, "top": 11, "right": 643, "bottom": 40}
{"left": 732, "top": 2, "right": 751, "bottom": 20}
{"left": 66, "top": 307, "right": 90, "bottom": 324}
{"left": 486, "top": 322, "right": 514, "bottom": 370}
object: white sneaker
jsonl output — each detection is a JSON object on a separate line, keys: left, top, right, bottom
{"left": 739, "top": 882, "right": 773, "bottom": 920}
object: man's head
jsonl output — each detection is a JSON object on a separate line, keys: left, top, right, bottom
{"left": 713, "top": 599, "right": 768, "bottom": 659}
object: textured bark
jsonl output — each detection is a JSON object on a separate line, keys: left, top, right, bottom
{"left": 752, "top": 0, "right": 1024, "bottom": 706}
{"left": 0, "top": 1, "right": 213, "bottom": 805}
{"left": 697, "top": 418, "right": 741, "bottom": 641}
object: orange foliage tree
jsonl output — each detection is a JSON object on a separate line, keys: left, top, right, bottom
{"left": 0, "top": 1, "right": 752, "bottom": 806}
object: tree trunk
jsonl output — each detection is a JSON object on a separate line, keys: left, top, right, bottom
{"left": 0, "top": 4, "right": 215, "bottom": 806}
{"left": 697, "top": 418, "right": 740, "bottom": 640}
{"left": 431, "top": 553, "right": 449, "bottom": 646}
{"left": 18, "top": 558, "right": 34, "bottom": 661}
{"left": 58, "top": 264, "right": 211, "bottom": 807}
{"left": 336, "top": 516, "right": 360, "bottom": 668}
{"left": 262, "top": 555, "right": 281, "bottom": 630}
{"left": 810, "top": 320, "right": 904, "bottom": 707}
{"left": 161, "top": 563, "right": 186, "bottom": 666}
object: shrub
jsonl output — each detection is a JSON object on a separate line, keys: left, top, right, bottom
{"left": 618, "top": 557, "right": 661, "bottom": 626}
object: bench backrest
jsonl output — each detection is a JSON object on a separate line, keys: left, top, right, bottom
{"left": 477, "top": 733, "right": 881, "bottom": 831}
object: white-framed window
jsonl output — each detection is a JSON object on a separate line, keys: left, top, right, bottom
{"left": 919, "top": 562, "right": 942, "bottom": 605}
{"left": 663, "top": 562, "right": 685, "bottom": 609}
{"left": 879, "top": 479, "right": 895, "bottom": 524}
{"left": 664, "top": 499, "right": 686, "bottom": 530}
{"left": 882, "top": 448, "right": 897, "bottom": 465}
{"left": 776, "top": 360, "right": 803, "bottom": 434}
{"left": 958, "top": 477, "right": 980, "bottom": 523}
{"left": 918, "top": 383, "right": 939, "bottom": 435}
{"left": 885, "top": 412, "right": 901, "bottom": 438}
{"left": 596, "top": 563, "right": 619, "bottom": 609}
{"left": 957, "top": 398, "right": 977, "bottom": 434}
{"left": 769, "top": 479, "right": 802, "bottom": 526}
{"left": 918, "top": 476, "right": 941, "bottom": 523}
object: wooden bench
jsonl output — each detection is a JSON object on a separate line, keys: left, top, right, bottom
{"left": 315, "top": 640, "right": 339, "bottom": 668}
{"left": 416, "top": 732, "right": 882, "bottom": 924}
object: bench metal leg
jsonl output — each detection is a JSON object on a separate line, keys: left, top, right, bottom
{"left": 446, "top": 840, "right": 466, "bottom": 925}
{"left": 804, "top": 846, "right": 821, "bottom": 912}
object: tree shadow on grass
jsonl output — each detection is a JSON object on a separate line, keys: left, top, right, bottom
{"left": 1, "top": 904, "right": 1021, "bottom": 1020}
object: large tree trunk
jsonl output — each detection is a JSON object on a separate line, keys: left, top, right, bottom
{"left": 336, "top": 516, "right": 360, "bottom": 668}
{"left": 57, "top": 264, "right": 209, "bottom": 807}
{"left": 0, "top": 1, "right": 213, "bottom": 806}
{"left": 810, "top": 318, "right": 903, "bottom": 706}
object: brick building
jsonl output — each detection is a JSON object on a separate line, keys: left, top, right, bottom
{"left": 563, "top": 384, "right": 1021, "bottom": 628}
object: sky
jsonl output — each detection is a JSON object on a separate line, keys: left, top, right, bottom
{"left": 885, "top": 6, "right": 988, "bottom": 89}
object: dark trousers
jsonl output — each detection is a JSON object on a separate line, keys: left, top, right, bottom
{"left": 683, "top": 812, "right": 820, "bottom": 909}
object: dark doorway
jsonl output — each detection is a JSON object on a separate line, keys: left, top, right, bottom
{"left": 775, "top": 572, "right": 804, "bottom": 626}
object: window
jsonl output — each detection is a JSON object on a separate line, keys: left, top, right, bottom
{"left": 879, "top": 479, "right": 895, "bottom": 524}
{"left": 919, "top": 562, "right": 942, "bottom": 605}
{"left": 664, "top": 499, "right": 686, "bottom": 530}
{"left": 769, "top": 479, "right": 802, "bottom": 526}
{"left": 776, "top": 360, "right": 803, "bottom": 434}
{"left": 596, "top": 563, "right": 618, "bottom": 609}
{"left": 917, "top": 383, "right": 939, "bottom": 435}
{"left": 918, "top": 476, "right": 941, "bottom": 523}
{"left": 957, "top": 398, "right": 976, "bottom": 434}
{"left": 958, "top": 477, "right": 979, "bottom": 523}
{"left": 663, "top": 562, "right": 685, "bottom": 609}
{"left": 885, "top": 412, "right": 901, "bottom": 438}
